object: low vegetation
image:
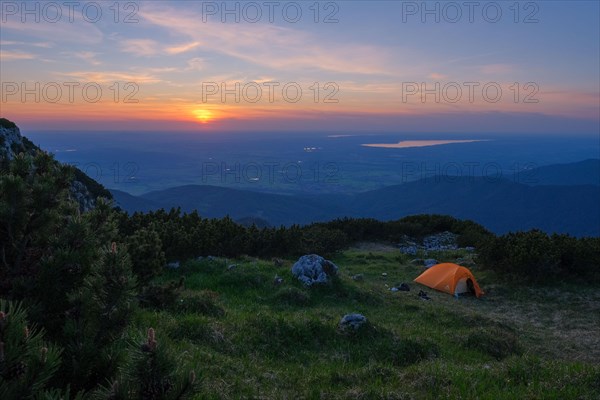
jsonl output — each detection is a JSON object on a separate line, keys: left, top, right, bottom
{"left": 1, "top": 149, "right": 599, "bottom": 398}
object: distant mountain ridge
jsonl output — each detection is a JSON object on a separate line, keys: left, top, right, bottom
{"left": 527, "top": 159, "right": 599, "bottom": 186}
{"left": 3, "top": 118, "right": 598, "bottom": 236}
{"left": 112, "top": 171, "right": 600, "bottom": 237}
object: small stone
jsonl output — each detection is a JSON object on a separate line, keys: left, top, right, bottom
{"left": 339, "top": 313, "right": 367, "bottom": 332}
{"left": 351, "top": 274, "right": 364, "bottom": 281}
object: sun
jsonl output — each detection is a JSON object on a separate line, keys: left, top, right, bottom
{"left": 193, "top": 109, "right": 214, "bottom": 123}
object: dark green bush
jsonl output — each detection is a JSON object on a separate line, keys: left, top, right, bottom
{"left": 126, "top": 227, "right": 166, "bottom": 285}
{"left": 478, "top": 230, "right": 600, "bottom": 283}
{"left": 138, "top": 279, "right": 184, "bottom": 310}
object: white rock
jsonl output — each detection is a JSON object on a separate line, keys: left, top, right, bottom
{"left": 291, "top": 254, "right": 338, "bottom": 286}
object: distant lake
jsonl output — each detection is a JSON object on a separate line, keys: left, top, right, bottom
{"left": 362, "top": 140, "right": 489, "bottom": 149}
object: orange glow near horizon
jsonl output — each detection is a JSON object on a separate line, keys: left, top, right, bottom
{"left": 1, "top": 83, "right": 598, "bottom": 133}
{"left": 193, "top": 109, "right": 215, "bottom": 124}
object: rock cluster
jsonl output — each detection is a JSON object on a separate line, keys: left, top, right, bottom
{"left": 291, "top": 254, "right": 338, "bottom": 286}
{"left": 423, "top": 231, "right": 459, "bottom": 251}
{"left": 399, "top": 231, "right": 468, "bottom": 255}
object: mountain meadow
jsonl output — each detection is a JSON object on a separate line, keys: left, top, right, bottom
{"left": 1, "top": 118, "right": 599, "bottom": 399}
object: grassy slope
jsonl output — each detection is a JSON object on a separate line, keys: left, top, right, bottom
{"left": 135, "top": 247, "right": 600, "bottom": 399}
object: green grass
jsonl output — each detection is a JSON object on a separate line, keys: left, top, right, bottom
{"left": 133, "top": 247, "right": 600, "bottom": 399}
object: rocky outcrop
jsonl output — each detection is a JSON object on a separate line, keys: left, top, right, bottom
{"left": 70, "top": 180, "right": 97, "bottom": 212}
{"left": 0, "top": 119, "right": 24, "bottom": 158}
{"left": 1, "top": 118, "right": 111, "bottom": 212}
{"left": 291, "top": 254, "right": 338, "bottom": 286}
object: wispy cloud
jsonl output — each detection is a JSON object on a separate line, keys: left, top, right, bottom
{"left": 137, "top": 4, "right": 391, "bottom": 75}
{"left": 121, "top": 39, "right": 161, "bottom": 56}
{"left": 186, "top": 57, "right": 206, "bottom": 71}
{"left": 59, "top": 71, "right": 161, "bottom": 84}
{"left": 121, "top": 39, "right": 201, "bottom": 57}
{"left": 1, "top": 19, "right": 102, "bottom": 44}
{"left": 1, "top": 40, "right": 53, "bottom": 48}
{"left": 0, "top": 50, "right": 35, "bottom": 60}
{"left": 429, "top": 72, "right": 448, "bottom": 80}
{"left": 66, "top": 51, "right": 102, "bottom": 66}
{"left": 166, "top": 41, "right": 201, "bottom": 54}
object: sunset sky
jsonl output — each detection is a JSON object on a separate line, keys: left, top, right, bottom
{"left": 1, "top": 0, "right": 599, "bottom": 133}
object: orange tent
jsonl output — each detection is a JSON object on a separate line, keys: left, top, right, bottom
{"left": 414, "top": 263, "right": 484, "bottom": 298}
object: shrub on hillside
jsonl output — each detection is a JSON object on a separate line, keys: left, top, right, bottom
{"left": 298, "top": 226, "right": 349, "bottom": 256}
{"left": 139, "top": 278, "right": 185, "bottom": 310}
{"left": 479, "top": 230, "right": 559, "bottom": 281}
{"left": 93, "top": 328, "right": 198, "bottom": 399}
{"left": 0, "top": 151, "right": 200, "bottom": 395}
{"left": 0, "top": 300, "right": 64, "bottom": 398}
{"left": 478, "top": 230, "right": 600, "bottom": 283}
{"left": 126, "top": 227, "right": 166, "bottom": 285}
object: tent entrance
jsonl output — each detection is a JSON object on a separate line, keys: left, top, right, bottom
{"left": 455, "top": 278, "right": 476, "bottom": 296}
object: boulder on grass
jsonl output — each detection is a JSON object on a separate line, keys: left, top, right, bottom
{"left": 339, "top": 313, "right": 367, "bottom": 332}
{"left": 291, "top": 254, "right": 338, "bottom": 286}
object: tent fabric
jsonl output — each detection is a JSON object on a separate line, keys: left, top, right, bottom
{"left": 414, "top": 263, "right": 484, "bottom": 298}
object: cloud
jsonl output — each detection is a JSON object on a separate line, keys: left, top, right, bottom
{"left": 121, "top": 39, "right": 161, "bottom": 56}
{"left": 0, "top": 50, "right": 35, "bottom": 60}
{"left": 121, "top": 39, "right": 201, "bottom": 57}
{"left": 429, "top": 73, "right": 448, "bottom": 80}
{"left": 68, "top": 51, "right": 101, "bottom": 66}
{"left": 166, "top": 41, "right": 201, "bottom": 55}
{"left": 0, "top": 18, "right": 102, "bottom": 44}
{"left": 142, "top": 67, "right": 179, "bottom": 74}
{"left": 186, "top": 57, "right": 206, "bottom": 71}
{"left": 59, "top": 71, "right": 161, "bottom": 84}
{"left": 0, "top": 40, "right": 53, "bottom": 48}
{"left": 137, "top": 4, "right": 391, "bottom": 75}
